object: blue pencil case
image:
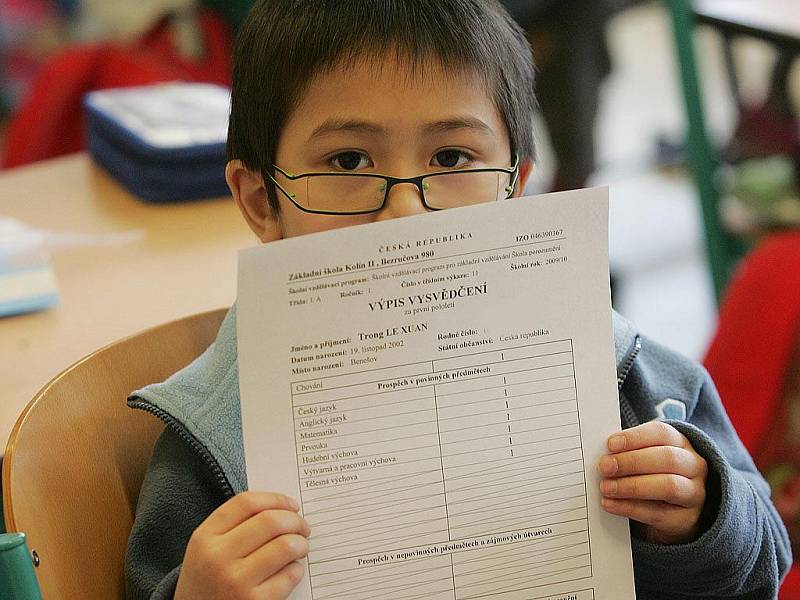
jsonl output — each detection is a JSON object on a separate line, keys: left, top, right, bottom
{"left": 84, "top": 83, "right": 231, "bottom": 203}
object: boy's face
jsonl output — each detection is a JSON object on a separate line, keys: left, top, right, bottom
{"left": 228, "top": 55, "right": 533, "bottom": 242}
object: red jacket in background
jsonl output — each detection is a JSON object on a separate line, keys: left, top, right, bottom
{"left": 1, "top": 10, "right": 231, "bottom": 169}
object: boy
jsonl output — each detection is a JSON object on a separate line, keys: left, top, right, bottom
{"left": 125, "top": 1, "right": 791, "bottom": 599}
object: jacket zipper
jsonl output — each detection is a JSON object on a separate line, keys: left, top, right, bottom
{"left": 617, "top": 335, "right": 642, "bottom": 391}
{"left": 129, "top": 400, "right": 236, "bottom": 499}
{"left": 616, "top": 335, "right": 642, "bottom": 429}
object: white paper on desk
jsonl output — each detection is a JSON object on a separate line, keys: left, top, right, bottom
{"left": 238, "top": 187, "right": 636, "bottom": 600}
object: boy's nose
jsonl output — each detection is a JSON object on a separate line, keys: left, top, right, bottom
{"left": 374, "top": 182, "right": 429, "bottom": 221}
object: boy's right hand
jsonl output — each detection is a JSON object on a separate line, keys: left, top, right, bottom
{"left": 175, "top": 491, "right": 311, "bottom": 600}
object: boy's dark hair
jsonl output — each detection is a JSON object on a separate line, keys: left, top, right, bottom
{"left": 227, "top": 0, "right": 536, "bottom": 212}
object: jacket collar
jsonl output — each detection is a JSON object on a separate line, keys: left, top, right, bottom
{"left": 612, "top": 310, "right": 640, "bottom": 377}
{"left": 129, "top": 306, "right": 247, "bottom": 493}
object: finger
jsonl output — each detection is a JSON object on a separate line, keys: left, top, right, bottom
{"left": 255, "top": 561, "right": 305, "bottom": 598}
{"left": 201, "top": 491, "right": 300, "bottom": 535}
{"left": 248, "top": 536, "right": 308, "bottom": 588}
{"left": 600, "top": 497, "right": 700, "bottom": 543}
{"left": 225, "top": 510, "right": 311, "bottom": 558}
{"left": 598, "top": 445, "right": 703, "bottom": 479}
{"left": 607, "top": 421, "right": 687, "bottom": 453}
{"left": 600, "top": 474, "right": 705, "bottom": 508}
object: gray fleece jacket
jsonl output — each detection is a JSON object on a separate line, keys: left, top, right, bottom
{"left": 125, "top": 307, "right": 791, "bottom": 599}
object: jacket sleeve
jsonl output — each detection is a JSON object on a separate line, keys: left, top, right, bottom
{"left": 125, "top": 427, "right": 228, "bottom": 600}
{"left": 627, "top": 361, "right": 792, "bottom": 599}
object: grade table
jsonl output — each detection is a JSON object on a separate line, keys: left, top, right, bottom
{"left": 291, "top": 338, "right": 595, "bottom": 600}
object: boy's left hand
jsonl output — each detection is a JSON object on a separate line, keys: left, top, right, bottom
{"left": 598, "top": 421, "right": 708, "bottom": 545}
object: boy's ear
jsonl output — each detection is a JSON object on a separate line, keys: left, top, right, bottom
{"left": 226, "top": 160, "right": 283, "bottom": 242}
{"left": 512, "top": 158, "right": 534, "bottom": 198}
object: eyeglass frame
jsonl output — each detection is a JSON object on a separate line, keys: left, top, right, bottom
{"left": 265, "top": 155, "right": 521, "bottom": 215}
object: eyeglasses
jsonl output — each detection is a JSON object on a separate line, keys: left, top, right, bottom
{"left": 266, "top": 156, "right": 520, "bottom": 215}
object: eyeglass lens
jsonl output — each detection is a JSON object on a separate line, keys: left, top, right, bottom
{"left": 289, "top": 171, "right": 510, "bottom": 214}
{"left": 423, "top": 171, "right": 506, "bottom": 209}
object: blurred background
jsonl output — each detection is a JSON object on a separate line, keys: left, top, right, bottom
{"left": 511, "top": 0, "right": 799, "bottom": 361}
{"left": 1, "top": 0, "right": 799, "bottom": 595}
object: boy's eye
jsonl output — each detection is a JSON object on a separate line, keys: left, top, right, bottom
{"left": 330, "top": 151, "right": 372, "bottom": 171}
{"left": 432, "top": 149, "right": 472, "bottom": 169}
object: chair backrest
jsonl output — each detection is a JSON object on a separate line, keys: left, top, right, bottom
{"left": 2, "top": 308, "right": 227, "bottom": 599}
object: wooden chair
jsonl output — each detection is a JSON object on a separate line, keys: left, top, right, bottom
{"left": 2, "top": 308, "right": 227, "bottom": 599}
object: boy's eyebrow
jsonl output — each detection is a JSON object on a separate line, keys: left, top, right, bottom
{"left": 307, "top": 116, "right": 496, "bottom": 141}
{"left": 308, "top": 119, "right": 385, "bottom": 140}
{"left": 422, "top": 117, "right": 496, "bottom": 137}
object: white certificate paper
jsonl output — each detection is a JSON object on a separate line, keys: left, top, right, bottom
{"left": 238, "top": 187, "right": 636, "bottom": 600}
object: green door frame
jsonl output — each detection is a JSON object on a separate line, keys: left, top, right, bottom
{"left": 665, "top": 0, "right": 746, "bottom": 303}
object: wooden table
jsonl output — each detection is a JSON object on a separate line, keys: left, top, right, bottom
{"left": 0, "top": 153, "right": 255, "bottom": 447}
